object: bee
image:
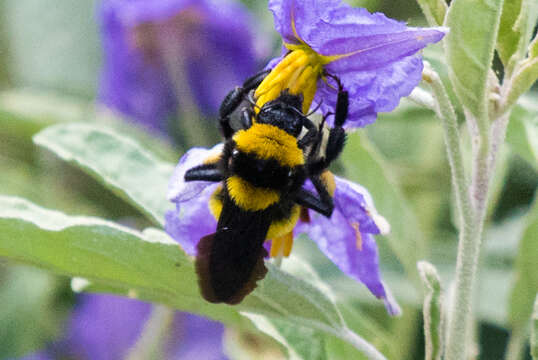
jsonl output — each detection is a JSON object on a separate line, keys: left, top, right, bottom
{"left": 184, "top": 70, "right": 349, "bottom": 304}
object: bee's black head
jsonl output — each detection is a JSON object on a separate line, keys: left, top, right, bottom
{"left": 257, "top": 91, "right": 305, "bottom": 137}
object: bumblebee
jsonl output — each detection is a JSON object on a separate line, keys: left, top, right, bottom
{"left": 184, "top": 70, "right": 349, "bottom": 304}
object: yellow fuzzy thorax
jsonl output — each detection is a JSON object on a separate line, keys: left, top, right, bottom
{"left": 255, "top": 48, "right": 324, "bottom": 114}
{"left": 226, "top": 176, "right": 280, "bottom": 211}
{"left": 233, "top": 123, "right": 304, "bottom": 168}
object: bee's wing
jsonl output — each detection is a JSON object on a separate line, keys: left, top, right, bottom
{"left": 195, "top": 198, "right": 270, "bottom": 304}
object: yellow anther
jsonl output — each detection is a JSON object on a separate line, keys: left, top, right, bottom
{"left": 269, "top": 231, "right": 294, "bottom": 257}
{"left": 351, "top": 222, "right": 363, "bottom": 250}
{"left": 254, "top": 48, "right": 324, "bottom": 114}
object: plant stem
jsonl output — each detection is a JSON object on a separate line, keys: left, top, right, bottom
{"left": 423, "top": 64, "right": 493, "bottom": 360}
{"left": 340, "top": 327, "right": 388, "bottom": 360}
{"left": 504, "top": 328, "right": 526, "bottom": 360}
{"left": 126, "top": 305, "right": 175, "bottom": 360}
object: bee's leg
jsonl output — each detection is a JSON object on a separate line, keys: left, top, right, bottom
{"left": 240, "top": 107, "right": 254, "bottom": 129}
{"left": 184, "top": 163, "right": 223, "bottom": 182}
{"left": 218, "top": 69, "right": 270, "bottom": 138}
{"left": 323, "top": 71, "right": 349, "bottom": 128}
{"left": 297, "top": 117, "right": 318, "bottom": 149}
{"left": 294, "top": 177, "right": 334, "bottom": 218}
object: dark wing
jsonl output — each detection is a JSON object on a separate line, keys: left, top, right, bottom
{"left": 195, "top": 197, "right": 270, "bottom": 305}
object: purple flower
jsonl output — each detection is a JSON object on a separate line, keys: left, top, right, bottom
{"left": 165, "top": 146, "right": 400, "bottom": 315}
{"left": 98, "top": 0, "right": 260, "bottom": 132}
{"left": 17, "top": 294, "right": 227, "bottom": 360}
{"left": 254, "top": 0, "right": 446, "bottom": 127}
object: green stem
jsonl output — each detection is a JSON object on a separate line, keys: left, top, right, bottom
{"left": 339, "top": 327, "right": 388, "bottom": 360}
{"left": 504, "top": 328, "right": 526, "bottom": 360}
{"left": 423, "top": 64, "right": 489, "bottom": 360}
{"left": 126, "top": 305, "right": 175, "bottom": 360}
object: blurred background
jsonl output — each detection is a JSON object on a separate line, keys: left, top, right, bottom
{"left": 0, "top": 0, "right": 536, "bottom": 359}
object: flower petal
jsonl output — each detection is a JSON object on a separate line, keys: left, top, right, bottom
{"left": 165, "top": 184, "right": 218, "bottom": 256}
{"left": 98, "top": 0, "right": 259, "bottom": 131}
{"left": 296, "top": 176, "right": 398, "bottom": 314}
{"left": 315, "top": 54, "right": 424, "bottom": 127}
{"left": 167, "top": 144, "right": 223, "bottom": 203}
{"left": 66, "top": 295, "right": 152, "bottom": 360}
{"left": 98, "top": 0, "right": 177, "bottom": 133}
{"left": 165, "top": 313, "right": 227, "bottom": 360}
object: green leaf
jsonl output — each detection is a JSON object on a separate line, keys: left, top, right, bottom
{"left": 508, "top": 198, "right": 538, "bottom": 332}
{"left": 416, "top": 0, "right": 448, "bottom": 26}
{"left": 0, "top": 195, "right": 241, "bottom": 325}
{"left": 445, "top": 0, "right": 504, "bottom": 119}
{"left": 504, "top": 58, "right": 538, "bottom": 111}
{"left": 34, "top": 123, "right": 175, "bottom": 226}
{"left": 0, "top": 266, "right": 68, "bottom": 358}
{"left": 497, "top": 0, "right": 524, "bottom": 66}
{"left": 342, "top": 133, "right": 425, "bottom": 281}
{"left": 0, "top": 90, "right": 89, "bottom": 139}
{"left": 506, "top": 103, "right": 538, "bottom": 168}
{"left": 244, "top": 314, "right": 327, "bottom": 360}
{"left": 418, "top": 261, "right": 444, "bottom": 360}
{"left": 531, "top": 294, "right": 538, "bottom": 360}
{"left": 0, "top": 196, "right": 380, "bottom": 355}
{"left": 3, "top": 0, "right": 100, "bottom": 97}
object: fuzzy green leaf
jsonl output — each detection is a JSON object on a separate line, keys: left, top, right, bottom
{"left": 497, "top": 0, "right": 524, "bottom": 66}
{"left": 34, "top": 123, "right": 175, "bottom": 226}
{"left": 531, "top": 294, "right": 538, "bottom": 360}
{"left": 506, "top": 103, "right": 538, "bottom": 168}
{"left": 416, "top": 0, "right": 448, "bottom": 26}
{"left": 244, "top": 314, "right": 327, "bottom": 360}
{"left": 0, "top": 196, "right": 381, "bottom": 354}
{"left": 508, "top": 198, "right": 538, "bottom": 333}
{"left": 445, "top": 0, "right": 504, "bottom": 118}
{"left": 418, "top": 261, "right": 444, "bottom": 360}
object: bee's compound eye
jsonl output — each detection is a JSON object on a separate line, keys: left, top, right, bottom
{"left": 288, "top": 170, "right": 293, "bottom": 177}
{"left": 232, "top": 149, "right": 240, "bottom": 158}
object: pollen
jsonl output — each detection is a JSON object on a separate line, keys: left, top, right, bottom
{"left": 255, "top": 47, "right": 324, "bottom": 114}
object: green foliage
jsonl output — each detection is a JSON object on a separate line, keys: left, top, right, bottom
{"left": 445, "top": 0, "right": 504, "bottom": 119}
{"left": 342, "top": 133, "right": 425, "bottom": 281}
{"left": 508, "top": 198, "right": 538, "bottom": 334}
{"left": 418, "top": 261, "right": 444, "bottom": 360}
{"left": 34, "top": 123, "right": 175, "bottom": 226}
{"left": 416, "top": 0, "right": 448, "bottom": 26}
{"left": 0, "top": 266, "right": 69, "bottom": 358}
{"left": 497, "top": 0, "right": 524, "bottom": 66}
{"left": 506, "top": 103, "right": 538, "bottom": 168}
{"left": 3, "top": 0, "right": 100, "bottom": 97}
{"left": 0, "top": 195, "right": 384, "bottom": 356}
{"left": 531, "top": 295, "right": 538, "bottom": 360}
{"left": 245, "top": 314, "right": 327, "bottom": 360}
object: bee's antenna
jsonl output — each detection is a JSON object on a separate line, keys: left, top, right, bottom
{"left": 306, "top": 100, "right": 323, "bottom": 116}
{"left": 247, "top": 92, "right": 261, "bottom": 110}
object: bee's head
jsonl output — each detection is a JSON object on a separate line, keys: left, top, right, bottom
{"left": 257, "top": 91, "right": 305, "bottom": 137}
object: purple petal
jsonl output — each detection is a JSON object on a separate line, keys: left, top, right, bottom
{"left": 296, "top": 176, "right": 397, "bottom": 314}
{"left": 65, "top": 294, "right": 152, "bottom": 360}
{"left": 98, "top": 0, "right": 259, "bottom": 132}
{"left": 165, "top": 184, "right": 218, "bottom": 256}
{"left": 98, "top": 0, "right": 177, "bottom": 133}
{"left": 165, "top": 313, "right": 227, "bottom": 360}
{"left": 15, "top": 352, "right": 54, "bottom": 360}
{"left": 315, "top": 54, "right": 424, "bottom": 127}
{"left": 167, "top": 144, "right": 223, "bottom": 203}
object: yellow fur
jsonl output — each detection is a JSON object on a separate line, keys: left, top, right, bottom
{"left": 226, "top": 176, "right": 280, "bottom": 211}
{"left": 233, "top": 124, "right": 304, "bottom": 168}
{"left": 321, "top": 170, "right": 336, "bottom": 196}
{"left": 266, "top": 205, "right": 300, "bottom": 239}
